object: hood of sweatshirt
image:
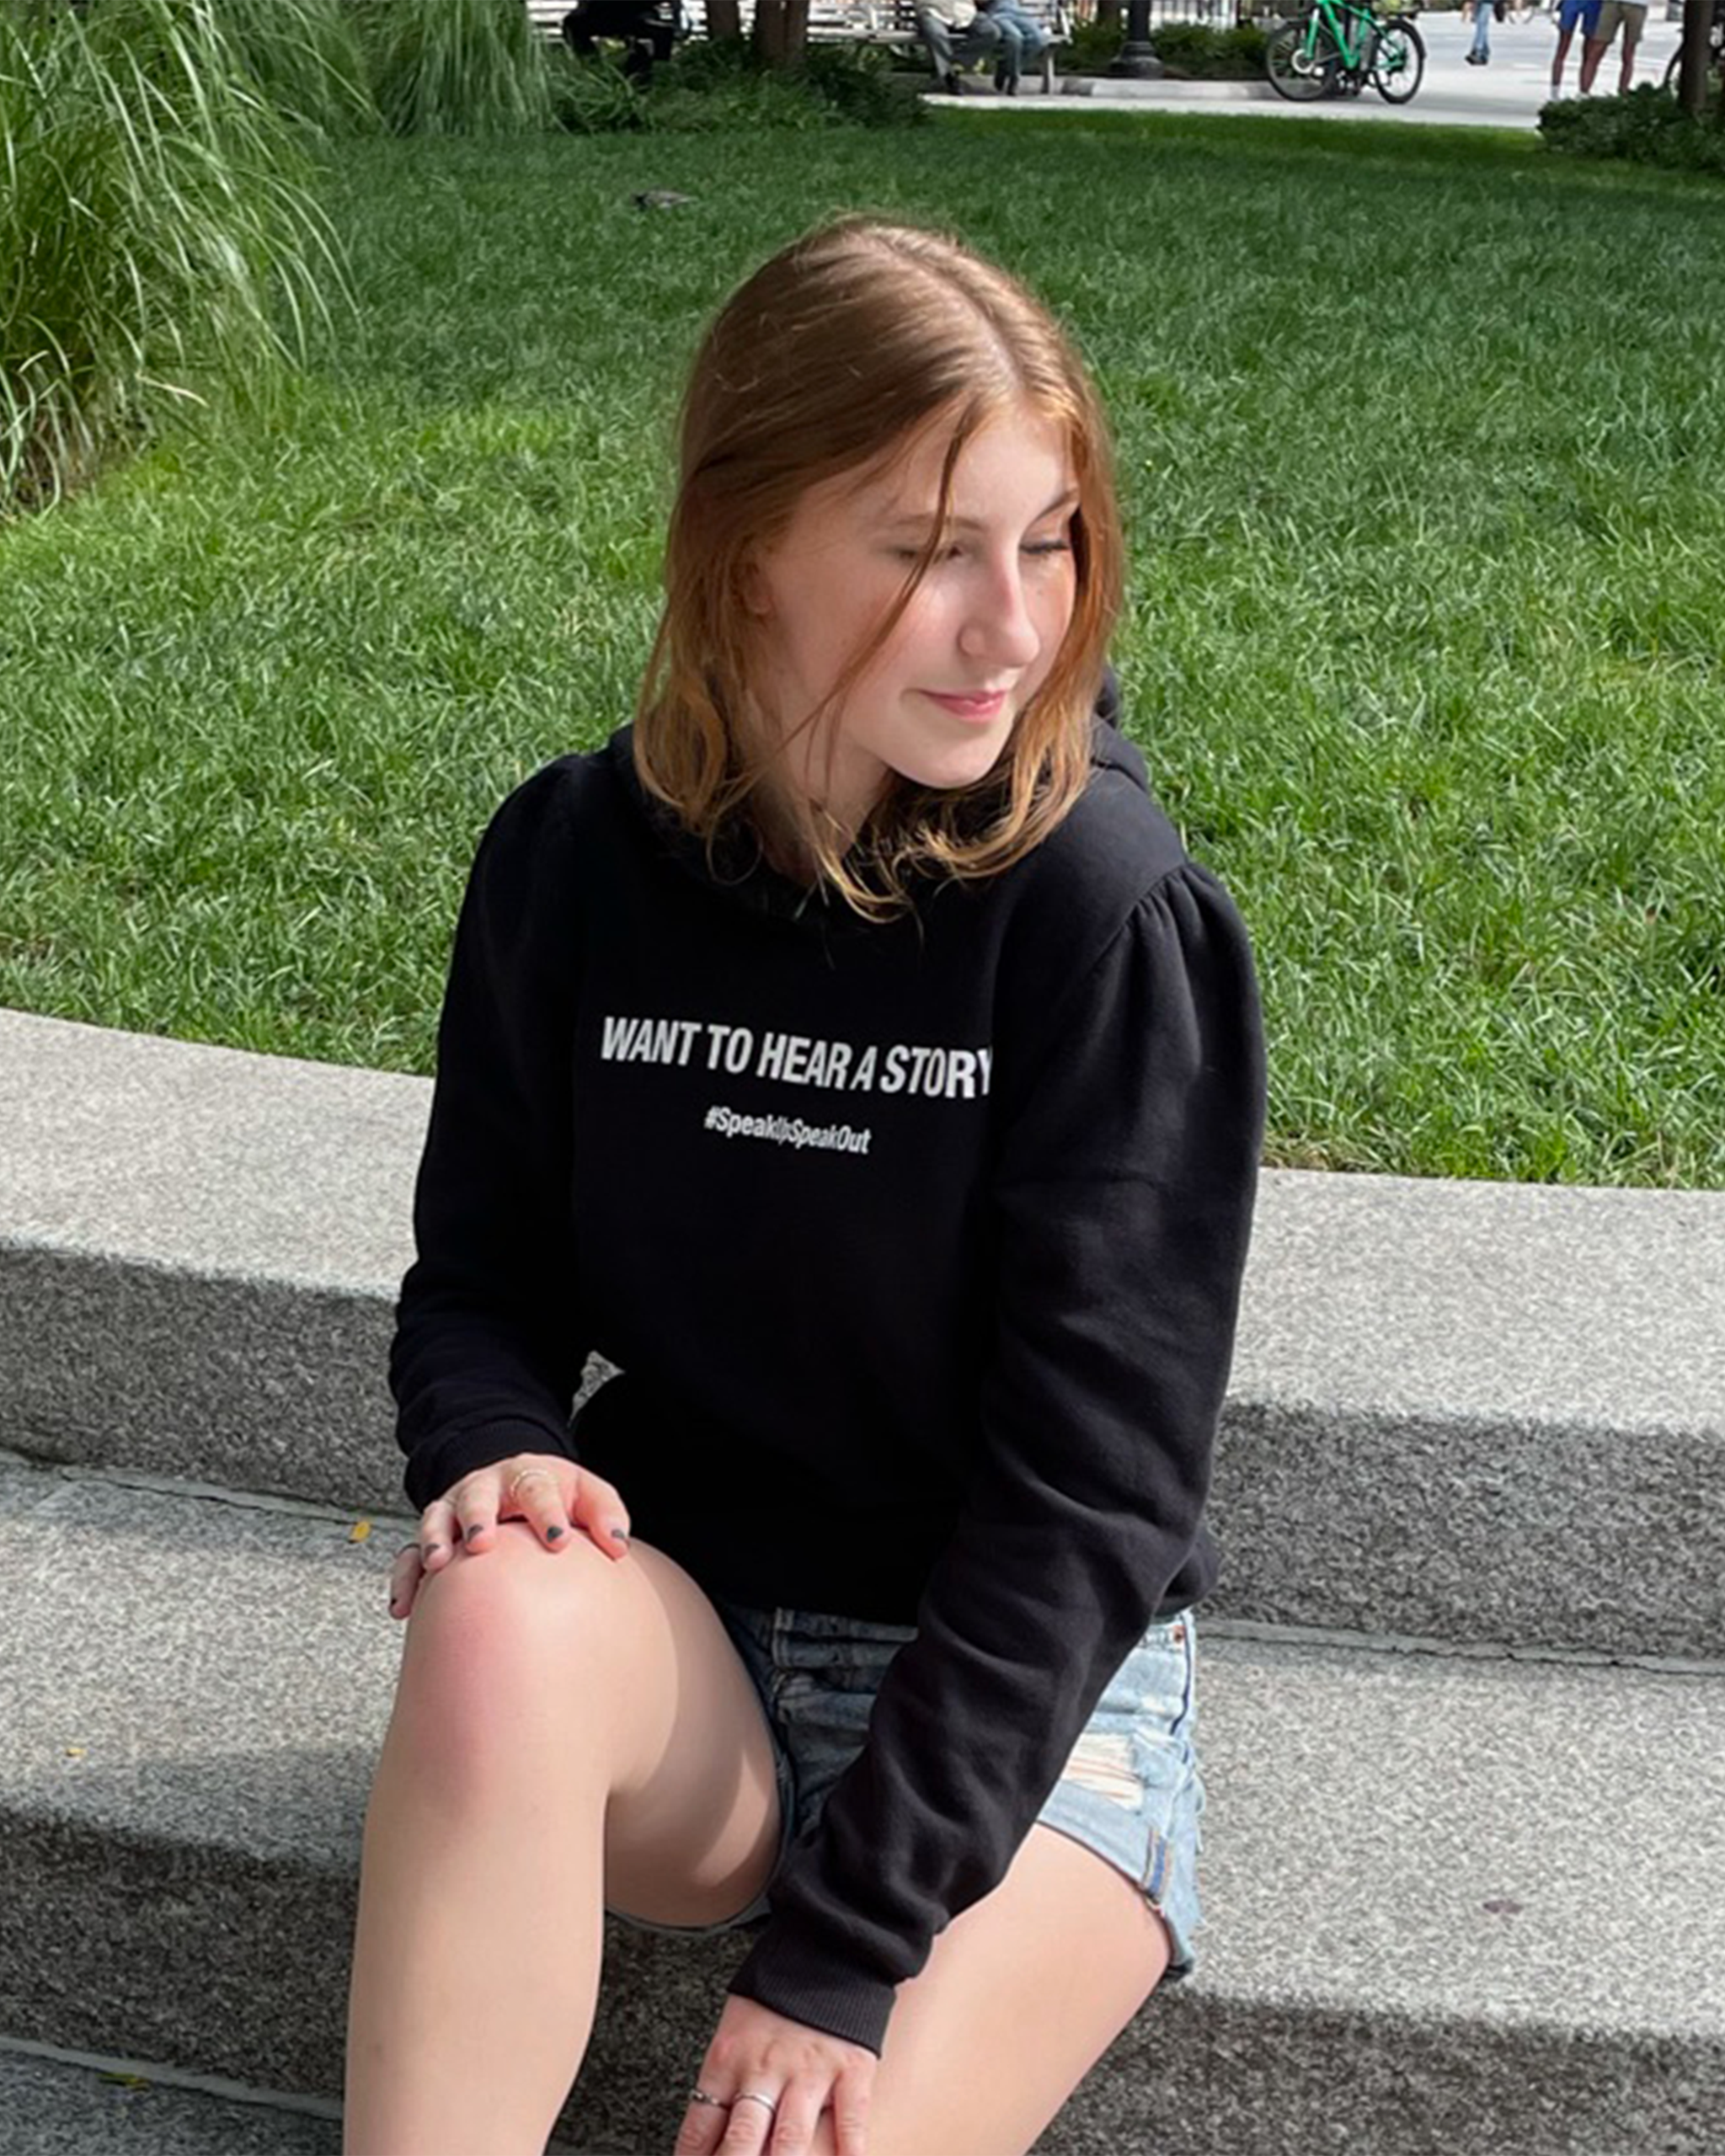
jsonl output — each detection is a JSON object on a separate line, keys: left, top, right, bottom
{"left": 605, "top": 662, "right": 1138, "bottom": 928}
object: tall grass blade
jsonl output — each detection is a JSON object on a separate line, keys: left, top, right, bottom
{"left": 0, "top": 0, "right": 355, "bottom": 514}
{"left": 356, "top": 0, "right": 554, "bottom": 137}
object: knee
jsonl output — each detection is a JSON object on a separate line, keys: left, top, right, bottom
{"left": 396, "top": 1525, "right": 631, "bottom": 1764}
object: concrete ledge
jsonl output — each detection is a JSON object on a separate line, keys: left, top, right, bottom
{"left": 0, "top": 1239, "right": 398, "bottom": 1502}
{"left": 3, "top": 1006, "right": 1723, "bottom": 1654}
{"left": 2, "top": 1456, "right": 1719, "bottom": 2153}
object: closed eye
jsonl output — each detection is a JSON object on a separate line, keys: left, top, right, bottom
{"left": 890, "top": 538, "right": 1071, "bottom": 563}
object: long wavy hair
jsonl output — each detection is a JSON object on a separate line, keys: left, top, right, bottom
{"left": 633, "top": 217, "right": 1124, "bottom": 920}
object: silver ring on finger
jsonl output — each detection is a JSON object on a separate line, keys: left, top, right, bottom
{"left": 733, "top": 2091, "right": 779, "bottom": 2120}
{"left": 507, "top": 1466, "right": 557, "bottom": 1504}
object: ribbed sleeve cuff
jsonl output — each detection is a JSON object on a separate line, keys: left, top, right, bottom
{"left": 724, "top": 1928, "right": 898, "bottom": 2060}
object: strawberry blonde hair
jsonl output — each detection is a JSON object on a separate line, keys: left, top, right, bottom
{"left": 633, "top": 216, "right": 1124, "bottom": 920}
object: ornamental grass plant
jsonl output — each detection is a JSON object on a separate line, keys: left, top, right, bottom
{"left": 215, "top": 0, "right": 378, "bottom": 138}
{"left": 355, "top": 0, "right": 553, "bottom": 136}
{"left": 0, "top": 0, "right": 350, "bottom": 514}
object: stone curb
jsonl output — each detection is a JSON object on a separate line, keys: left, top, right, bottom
{"left": 3, "top": 1457, "right": 1720, "bottom": 2155}
{"left": 922, "top": 75, "right": 1279, "bottom": 102}
{"left": 3, "top": 1006, "right": 1722, "bottom": 1656}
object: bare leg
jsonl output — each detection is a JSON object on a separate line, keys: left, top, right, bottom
{"left": 343, "top": 1530, "right": 783, "bottom": 2156}
{"left": 1618, "top": 22, "right": 1638, "bottom": 89}
{"left": 1578, "top": 31, "right": 1607, "bottom": 88}
{"left": 806, "top": 1825, "right": 1173, "bottom": 2156}
{"left": 1551, "top": 24, "right": 1574, "bottom": 88}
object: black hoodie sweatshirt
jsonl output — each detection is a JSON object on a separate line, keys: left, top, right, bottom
{"left": 390, "top": 675, "right": 1265, "bottom": 2056}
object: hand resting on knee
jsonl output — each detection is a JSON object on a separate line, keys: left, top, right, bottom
{"left": 387, "top": 1453, "right": 634, "bottom": 1620}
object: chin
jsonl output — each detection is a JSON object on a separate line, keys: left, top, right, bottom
{"left": 900, "top": 724, "right": 1017, "bottom": 795}
{"left": 895, "top": 750, "right": 1010, "bottom": 799}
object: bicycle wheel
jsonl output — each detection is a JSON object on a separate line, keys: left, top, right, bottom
{"left": 1370, "top": 16, "right": 1424, "bottom": 101}
{"left": 1266, "top": 15, "right": 1344, "bottom": 99}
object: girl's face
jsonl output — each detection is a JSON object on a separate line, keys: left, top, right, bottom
{"left": 745, "top": 404, "right": 1079, "bottom": 845}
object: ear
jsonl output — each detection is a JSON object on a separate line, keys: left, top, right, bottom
{"left": 739, "top": 549, "right": 773, "bottom": 619}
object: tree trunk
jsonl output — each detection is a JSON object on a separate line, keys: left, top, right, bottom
{"left": 752, "top": 0, "right": 810, "bottom": 65}
{"left": 705, "top": 0, "right": 742, "bottom": 40}
{"left": 1676, "top": 0, "right": 1717, "bottom": 120}
{"left": 753, "top": 0, "right": 783, "bottom": 64}
{"left": 1096, "top": 0, "right": 1123, "bottom": 29}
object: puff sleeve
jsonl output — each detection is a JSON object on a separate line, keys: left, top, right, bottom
{"left": 389, "top": 766, "right": 589, "bottom": 1512}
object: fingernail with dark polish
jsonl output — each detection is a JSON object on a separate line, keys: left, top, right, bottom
{"left": 611, "top": 1529, "right": 630, "bottom": 1547}
{"left": 547, "top": 1524, "right": 564, "bottom": 1540}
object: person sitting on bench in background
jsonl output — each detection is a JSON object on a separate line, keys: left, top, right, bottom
{"left": 916, "top": 0, "right": 1002, "bottom": 93}
{"left": 559, "top": 0, "right": 677, "bottom": 79}
{"left": 977, "top": 0, "right": 1051, "bottom": 93}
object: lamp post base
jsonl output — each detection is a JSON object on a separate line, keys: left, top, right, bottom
{"left": 1108, "top": 43, "right": 1166, "bottom": 74}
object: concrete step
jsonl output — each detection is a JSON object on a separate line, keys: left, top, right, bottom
{"left": 0, "top": 2039, "right": 595, "bottom": 2155}
{"left": 3, "top": 1453, "right": 1720, "bottom": 2154}
{"left": 0, "top": 2041, "right": 344, "bottom": 2156}
{"left": 3, "top": 1006, "right": 1722, "bottom": 1657}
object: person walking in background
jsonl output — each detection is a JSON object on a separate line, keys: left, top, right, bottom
{"left": 1466, "top": 0, "right": 1501, "bottom": 64}
{"left": 1579, "top": 0, "right": 1648, "bottom": 88}
{"left": 1550, "top": 0, "right": 1602, "bottom": 89}
{"left": 915, "top": 0, "right": 1001, "bottom": 91}
{"left": 342, "top": 214, "right": 1264, "bottom": 2156}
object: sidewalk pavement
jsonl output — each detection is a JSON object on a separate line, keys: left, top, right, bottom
{"left": 930, "top": 8, "right": 1686, "bottom": 129}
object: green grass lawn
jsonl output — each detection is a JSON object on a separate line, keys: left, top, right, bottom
{"left": 3, "top": 114, "right": 1722, "bottom": 1185}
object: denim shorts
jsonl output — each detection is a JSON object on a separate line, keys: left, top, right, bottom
{"left": 605, "top": 1599, "right": 1204, "bottom": 1983}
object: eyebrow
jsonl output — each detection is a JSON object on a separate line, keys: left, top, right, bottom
{"left": 879, "top": 488, "right": 1081, "bottom": 533}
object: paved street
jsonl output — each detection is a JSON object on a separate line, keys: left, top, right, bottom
{"left": 933, "top": 6, "right": 1689, "bottom": 128}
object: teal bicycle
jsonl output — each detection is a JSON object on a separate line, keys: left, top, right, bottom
{"left": 1265, "top": 0, "right": 1425, "bottom": 103}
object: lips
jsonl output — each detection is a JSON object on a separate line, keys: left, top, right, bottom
{"left": 921, "top": 689, "right": 1009, "bottom": 718}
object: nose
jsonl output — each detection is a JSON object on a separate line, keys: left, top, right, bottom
{"left": 959, "top": 553, "right": 1044, "bottom": 671}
